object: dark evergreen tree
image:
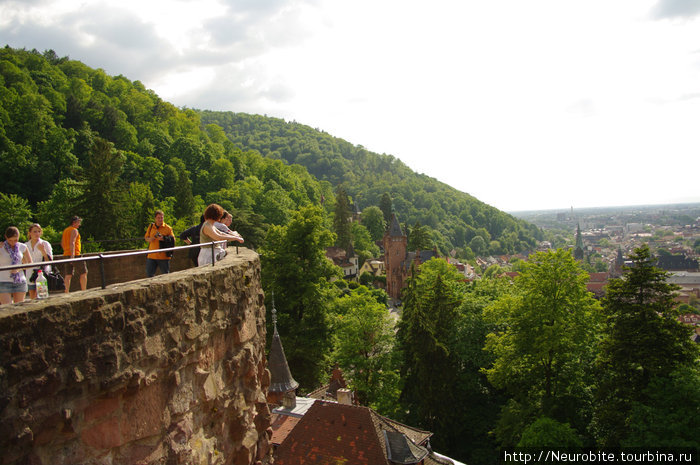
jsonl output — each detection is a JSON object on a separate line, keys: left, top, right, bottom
{"left": 397, "top": 259, "right": 464, "bottom": 450}
{"left": 593, "top": 245, "right": 698, "bottom": 446}
{"left": 174, "top": 168, "right": 195, "bottom": 220}
{"left": 78, "top": 137, "right": 128, "bottom": 247}
{"left": 333, "top": 185, "right": 352, "bottom": 252}
{"left": 379, "top": 192, "right": 393, "bottom": 225}
{"left": 407, "top": 221, "right": 433, "bottom": 251}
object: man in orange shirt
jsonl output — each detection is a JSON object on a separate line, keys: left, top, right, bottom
{"left": 145, "top": 210, "right": 174, "bottom": 277}
{"left": 61, "top": 216, "right": 87, "bottom": 293}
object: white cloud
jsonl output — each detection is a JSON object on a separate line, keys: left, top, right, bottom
{"left": 1, "top": 0, "right": 699, "bottom": 211}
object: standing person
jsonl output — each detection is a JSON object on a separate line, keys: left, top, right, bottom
{"left": 61, "top": 216, "right": 87, "bottom": 293}
{"left": 198, "top": 204, "right": 244, "bottom": 267}
{"left": 180, "top": 215, "right": 205, "bottom": 268}
{"left": 144, "top": 210, "right": 174, "bottom": 277}
{"left": 0, "top": 226, "right": 32, "bottom": 305}
{"left": 25, "top": 223, "right": 53, "bottom": 299}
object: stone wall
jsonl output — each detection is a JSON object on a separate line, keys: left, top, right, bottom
{"left": 57, "top": 243, "right": 239, "bottom": 292}
{"left": 0, "top": 247, "right": 271, "bottom": 465}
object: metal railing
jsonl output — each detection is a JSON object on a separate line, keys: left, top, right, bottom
{"left": 0, "top": 241, "right": 235, "bottom": 290}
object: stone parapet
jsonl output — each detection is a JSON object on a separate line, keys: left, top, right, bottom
{"left": 0, "top": 247, "right": 271, "bottom": 465}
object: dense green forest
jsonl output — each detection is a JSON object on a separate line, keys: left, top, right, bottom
{"left": 2, "top": 47, "right": 696, "bottom": 464}
{"left": 0, "top": 47, "right": 336, "bottom": 250}
{"left": 0, "top": 45, "right": 541, "bottom": 259}
{"left": 199, "top": 111, "right": 544, "bottom": 256}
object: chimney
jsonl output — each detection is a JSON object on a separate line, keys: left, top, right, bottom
{"left": 337, "top": 388, "right": 352, "bottom": 405}
{"left": 282, "top": 390, "right": 297, "bottom": 409}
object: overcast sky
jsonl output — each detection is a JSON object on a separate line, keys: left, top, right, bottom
{"left": 2, "top": 0, "right": 700, "bottom": 212}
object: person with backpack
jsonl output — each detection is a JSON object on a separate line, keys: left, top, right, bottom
{"left": 180, "top": 215, "right": 205, "bottom": 268}
{"left": 145, "top": 210, "right": 174, "bottom": 277}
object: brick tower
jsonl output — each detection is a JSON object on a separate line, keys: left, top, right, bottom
{"left": 383, "top": 213, "right": 407, "bottom": 301}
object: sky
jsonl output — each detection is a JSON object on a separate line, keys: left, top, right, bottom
{"left": 1, "top": 0, "right": 700, "bottom": 212}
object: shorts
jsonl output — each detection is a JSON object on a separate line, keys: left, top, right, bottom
{"left": 0, "top": 281, "right": 28, "bottom": 293}
{"left": 63, "top": 259, "right": 88, "bottom": 276}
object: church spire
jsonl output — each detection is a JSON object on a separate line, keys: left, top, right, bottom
{"left": 388, "top": 213, "right": 404, "bottom": 237}
{"left": 574, "top": 223, "right": 584, "bottom": 261}
{"left": 267, "top": 293, "right": 299, "bottom": 400}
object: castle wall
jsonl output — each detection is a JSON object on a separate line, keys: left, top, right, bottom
{"left": 0, "top": 247, "right": 271, "bottom": 465}
{"left": 57, "top": 244, "right": 238, "bottom": 292}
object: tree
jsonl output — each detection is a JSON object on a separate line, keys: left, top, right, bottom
{"left": 333, "top": 185, "right": 352, "bottom": 252}
{"left": 331, "top": 289, "right": 399, "bottom": 413}
{"left": 0, "top": 193, "right": 32, "bottom": 234}
{"left": 517, "top": 417, "right": 583, "bottom": 448}
{"left": 78, "top": 137, "right": 128, "bottom": 246}
{"left": 379, "top": 192, "right": 393, "bottom": 224}
{"left": 36, "top": 179, "right": 83, "bottom": 232}
{"left": 593, "top": 245, "right": 698, "bottom": 446}
{"left": 209, "top": 157, "right": 236, "bottom": 191}
{"left": 173, "top": 168, "right": 195, "bottom": 221}
{"left": 398, "top": 259, "right": 465, "bottom": 446}
{"left": 260, "top": 206, "right": 341, "bottom": 389}
{"left": 350, "top": 222, "right": 379, "bottom": 266}
{"left": 449, "top": 276, "right": 512, "bottom": 464}
{"left": 407, "top": 221, "right": 433, "bottom": 251}
{"left": 622, "top": 365, "right": 700, "bottom": 448}
{"left": 360, "top": 205, "right": 385, "bottom": 241}
{"left": 484, "top": 249, "right": 601, "bottom": 445}
{"left": 469, "top": 235, "right": 487, "bottom": 256}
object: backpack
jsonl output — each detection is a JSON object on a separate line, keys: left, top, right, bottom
{"left": 160, "top": 234, "right": 175, "bottom": 257}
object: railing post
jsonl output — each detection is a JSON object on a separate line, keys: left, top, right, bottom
{"left": 210, "top": 242, "right": 216, "bottom": 266}
{"left": 98, "top": 254, "right": 106, "bottom": 289}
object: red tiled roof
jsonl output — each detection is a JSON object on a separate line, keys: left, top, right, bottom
{"left": 588, "top": 272, "right": 609, "bottom": 282}
{"left": 587, "top": 282, "right": 607, "bottom": 292}
{"left": 274, "top": 401, "right": 388, "bottom": 465}
{"left": 270, "top": 413, "right": 301, "bottom": 446}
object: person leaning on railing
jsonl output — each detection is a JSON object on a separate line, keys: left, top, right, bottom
{"left": 180, "top": 215, "right": 205, "bottom": 268}
{"left": 198, "top": 204, "right": 244, "bottom": 266}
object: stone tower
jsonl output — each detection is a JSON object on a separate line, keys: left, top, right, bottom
{"left": 383, "top": 213, "right": 407, "bottom": 301}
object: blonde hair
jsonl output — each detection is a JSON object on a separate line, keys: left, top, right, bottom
{"left": 29, "top": 223, "right": 42, "bottom": 234}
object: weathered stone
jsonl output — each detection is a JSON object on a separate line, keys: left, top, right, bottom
{"left": 144, "top": 335, "right": 164, "bottom": 358}
{"left": 83, "top": 396, "right": 119, "bottom": 424}
{"left": 18, "top": 370, "right": 62, "bottom": 408}
{"left": 121, "top": 381, "right": 167, "bottom": 442}
{"left": 1, "top": 248, "right": 270, "bottom": 465}
{"left": 80, "top": 416, "right": 122, "bottom": 449}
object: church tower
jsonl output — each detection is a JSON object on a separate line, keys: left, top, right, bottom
{"left": 383, "top": 213, "right": 407, "bottom": 301}
{"left": 267, "top": 297, "right": 299, "bottom": 408}
{"left": 574, "top": 223, "right": 584, "bottom": 261}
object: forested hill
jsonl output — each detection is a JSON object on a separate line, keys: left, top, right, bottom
{"left": 0, "top": 46, "right": 541, "bottom": 256}
{"left": 200, "top": 111, "right": 543, "bottom": 255}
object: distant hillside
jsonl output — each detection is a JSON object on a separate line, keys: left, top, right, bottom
{"left": 0, "top": 47, "right": 330, "bottom": 248}
{"left": 200, "top": 111, "right": 543, "bottom": 255}
{"left": 0, "top": 46, "right": 541, "bottom": 256}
